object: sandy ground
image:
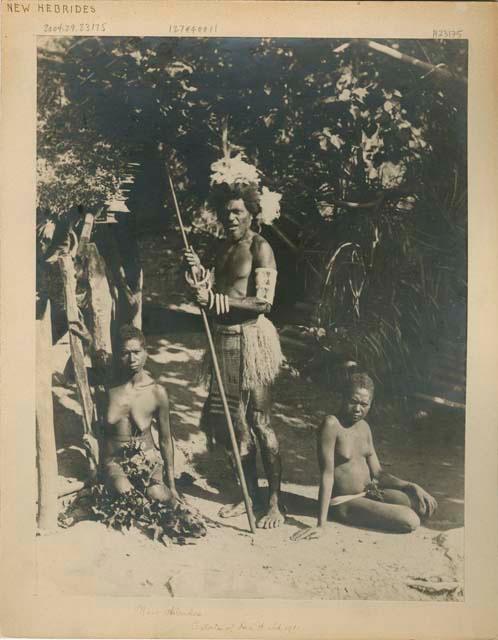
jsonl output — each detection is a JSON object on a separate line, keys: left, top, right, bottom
{"left": 40, "top": 301, "right": 465, "bottom": 601}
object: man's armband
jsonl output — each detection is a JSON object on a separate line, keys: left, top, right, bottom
{"left": 208, "top": 292, "right": 230, "bottom": 314}
{"left": 255, "top": 268, "right": 278, "bottom": 305}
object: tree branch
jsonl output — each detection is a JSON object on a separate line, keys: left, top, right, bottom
{"left": 361, "top": 40, "right": 467, "bottom": 85}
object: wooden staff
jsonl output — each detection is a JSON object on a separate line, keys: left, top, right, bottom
{"left": 165, "top": 163, "right": 257, "bottom": 534}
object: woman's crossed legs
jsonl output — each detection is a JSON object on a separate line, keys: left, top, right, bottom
{"left": 332, "top": 489, "right": 421, "bottom": 533}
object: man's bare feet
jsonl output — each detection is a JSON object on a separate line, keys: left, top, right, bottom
{"left": 257, "top": 503, "right": 285, "bottom": 529}
{"left": 218, "top": 500, "right": 248, "bottom": 518}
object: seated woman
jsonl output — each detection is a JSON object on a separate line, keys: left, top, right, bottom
{"left": 101, "top": 325, "right": 181, "bottom": 505}
{"left": 292, "top": 372, "right": 437, "bottom": 539}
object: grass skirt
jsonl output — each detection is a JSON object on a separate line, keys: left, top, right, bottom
{"left": 199, "top": 315, "right": 283, "bottom": 449}
{"left": 200, "top": 315, "right": 283, "bottom": 391}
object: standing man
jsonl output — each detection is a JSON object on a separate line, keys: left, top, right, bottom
{"left": 185, "top": 183, "right": 285, "bottom": 528}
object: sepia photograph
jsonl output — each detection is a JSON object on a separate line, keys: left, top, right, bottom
{"left": 34, "top": 33, "right": 468, "bottom": 602}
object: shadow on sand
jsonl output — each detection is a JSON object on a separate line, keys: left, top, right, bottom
{"left": 52, "top": 305, "right": 465, "bottom": 532}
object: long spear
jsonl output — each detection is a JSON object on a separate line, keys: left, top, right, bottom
{"left": 162, "top": 151, "right": 257, "bottom": 534}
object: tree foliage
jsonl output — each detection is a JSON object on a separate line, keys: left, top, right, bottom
{"left": 38, "top": 37, "right": 466, "bottom": 213}
{"left": 38, "top": 36, "right": 467, "bottom": 391}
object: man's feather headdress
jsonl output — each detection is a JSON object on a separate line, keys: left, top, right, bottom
{"left": 209, "top": 150, "right": 282, "bottom": 226}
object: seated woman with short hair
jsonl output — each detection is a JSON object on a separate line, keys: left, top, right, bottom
{"left": 292, "top": 373, "right": 437, "bottom": 540}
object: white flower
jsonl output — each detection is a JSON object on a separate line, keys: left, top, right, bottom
{"left": 258, "top": 186, "right": 282, "bottom": 225}
{"left": 210, "top": 153, "right": 261, "bottom": 187}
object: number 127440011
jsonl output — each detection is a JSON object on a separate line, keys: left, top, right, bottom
{"left": 169, "top": 24, "right": 218, "bottom": 34}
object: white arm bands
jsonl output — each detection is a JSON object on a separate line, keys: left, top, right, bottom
{"left": 255, "top": 268, "right": 278, "bottom": 305}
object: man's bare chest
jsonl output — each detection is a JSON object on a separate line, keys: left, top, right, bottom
{"left": 216, "top": 244, "right": 253, "bottom": 287}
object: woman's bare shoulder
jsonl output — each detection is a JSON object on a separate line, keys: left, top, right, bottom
{"left": 149, "top": 379, "right": 169, "bottom": 404}
{"left": 152, "top": 379, "right": 168, "bottom": 394}
{"left": 320, "top": 415, "right": 341, "bottom": 434}
{"left": 363, "top": 419, "right": 374, "bottom": 441}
